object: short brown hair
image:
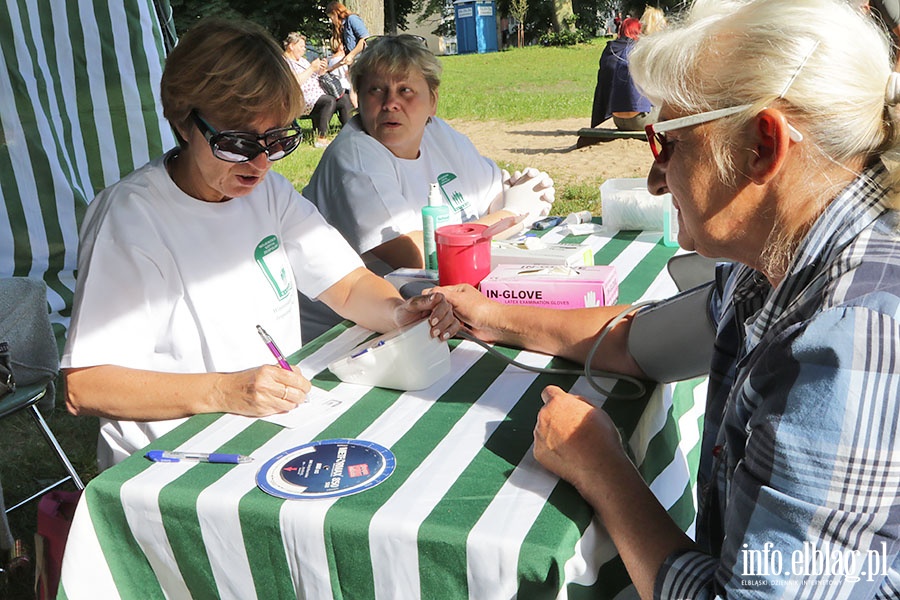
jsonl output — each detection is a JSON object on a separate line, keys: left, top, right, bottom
{"left": 160, "top": 18, "right": 304, "bottom": 140}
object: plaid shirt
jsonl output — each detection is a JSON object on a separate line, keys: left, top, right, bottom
{"left": 657, "top": 161, "right": 900, "bottom": 598}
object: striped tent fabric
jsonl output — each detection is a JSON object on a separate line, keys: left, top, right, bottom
{"left": 0, "top": 0, "right": 176, "bottom": 349}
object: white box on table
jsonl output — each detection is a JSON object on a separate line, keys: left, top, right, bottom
{"left": 490, "top": 240, "right": 595, "bottom": 269}
{"left": 479, "top": 264, "right": 619, "bottom": 309}
{"left": 601, "top": 178, "right": 671, "bottom": 232}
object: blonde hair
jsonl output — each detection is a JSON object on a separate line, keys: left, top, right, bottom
{"left": 350, "top": 35, "right": 442, "bottom": 98}
{"left": 640, "top": 6, "right": 667, "bottom": 35}
{"left": 283, "top": 31, "right": 305, "bottom": 51}
{"left": 160, "top": 18, "right": 304, "bottom": 140}
{"left": 630, "top": 0, "right": 897, "bottom": 182}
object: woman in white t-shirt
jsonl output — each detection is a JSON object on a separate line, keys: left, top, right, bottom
{"left": 301, "top": 34, "right": 557, "bottom": 341}
{"left": 61, "top": 18, "right": 458, "bottom": 469}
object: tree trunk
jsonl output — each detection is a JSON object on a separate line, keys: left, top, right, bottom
{"left": 551, "top": 0, "right": 574, "bottom": 32}
{"left": 345, "top": 0, "right": 384, "bottom": 35}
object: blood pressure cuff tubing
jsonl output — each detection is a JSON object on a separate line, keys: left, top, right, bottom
{"left": 627, "top": 281, "right": 716, "bottom": 382}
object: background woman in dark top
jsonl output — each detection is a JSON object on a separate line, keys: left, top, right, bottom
{"left": 589, "top": 18, "right": 658, "bottom": 130}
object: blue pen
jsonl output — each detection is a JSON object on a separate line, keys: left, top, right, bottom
{"left": 145, "top": 450, "right": 253, "bottom": 464}
{"left": 256, "top": 324, "right": 292, "bottom": 370}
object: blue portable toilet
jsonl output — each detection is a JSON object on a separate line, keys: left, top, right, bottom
{"left": 454, "top": 0, "right": 498, "bottom": 54}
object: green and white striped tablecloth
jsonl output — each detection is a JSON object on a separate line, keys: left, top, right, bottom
{"left": 59, "top": 229, "right": 708, "bottom": 600}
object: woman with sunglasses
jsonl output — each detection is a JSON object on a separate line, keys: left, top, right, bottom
{"left": 60, "top": 18, "right": 458, "bottom": 470}
{"left": 301, "top": 34, "right": 555, "bottom": 342}
{"left": 431, "top": 0, "right": 900, "bottom": 596}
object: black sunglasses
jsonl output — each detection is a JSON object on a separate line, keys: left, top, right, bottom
{"left": 191, "top": 111, "right": 303, "bottom": 163}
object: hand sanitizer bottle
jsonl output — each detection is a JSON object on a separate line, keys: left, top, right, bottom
{"left": 422, "top": 183, "right": 450, "bottom": 270}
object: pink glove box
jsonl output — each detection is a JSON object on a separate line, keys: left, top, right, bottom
{"left": 479, "top": 265, "right": 619, "bottom": 309}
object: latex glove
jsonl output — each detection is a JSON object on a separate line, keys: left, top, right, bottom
{"left": 502, "top": 172, "right": 556, "bottom": 227}
{"left": 506, "top": 167, "right": 555, "bottom": 203}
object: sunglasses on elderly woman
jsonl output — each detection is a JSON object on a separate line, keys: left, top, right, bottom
{"left": 644, "top": 104, "right": 804, "bottom": 164}
{"left": 191, "top": 111, "right": 303, "bottom": 163}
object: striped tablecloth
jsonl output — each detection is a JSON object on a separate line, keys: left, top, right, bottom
{"left": 59, "top": 229, "right": 708, "bottom": 600}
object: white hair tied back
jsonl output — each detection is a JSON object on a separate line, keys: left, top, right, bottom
{"left": 887, "top": 72, "right": 900, "bottom": 106}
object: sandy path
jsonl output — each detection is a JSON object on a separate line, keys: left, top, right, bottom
{"left": 446, "top": 116, "right": 655, "bottom": 189}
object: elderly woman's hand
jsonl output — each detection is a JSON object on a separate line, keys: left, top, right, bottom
{"left": 394, "top": 291, "right": 460, "bottom": 341}
{"left": 533, "top": 385, "right": 625, "bottom": 491}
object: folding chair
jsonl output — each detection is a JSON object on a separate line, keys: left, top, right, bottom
{"left": 0, "top": 278, "right": 84, "bottom": 515}
{"left": 1, "top": 378, "right": 84, "bottom": 514}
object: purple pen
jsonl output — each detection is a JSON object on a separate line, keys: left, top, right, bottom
{"left": 256, "top": 324, "right": 292, "bottom": 370}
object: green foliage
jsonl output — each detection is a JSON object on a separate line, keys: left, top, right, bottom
{"left": 169, "top": 0, "right": 332, "bottom": 43}
{"left": 432, "top": 19, "right": 456, "bottom": 37}
{"left": 538, "top": 27, "right": 590, "bottom": 46}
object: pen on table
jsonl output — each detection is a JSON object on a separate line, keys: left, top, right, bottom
{"left": 256, "top": 324, "right": 292, "bottom": 370}
{"left": 145, "top": 450, "right": 253, "bottom": 464}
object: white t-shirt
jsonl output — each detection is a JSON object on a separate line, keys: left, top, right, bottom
{"left": 299, "top": 116, "right": 503, "bottom": 341}
{"left": 304, "top": 115, "right": 503, "bottom": 256}
{"left": 62, "top": 152, "right": 363, "bottom": 469}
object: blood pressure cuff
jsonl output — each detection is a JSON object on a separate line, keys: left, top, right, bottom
{"left": 627, "top": 281, "right": 716, "bottom": 382}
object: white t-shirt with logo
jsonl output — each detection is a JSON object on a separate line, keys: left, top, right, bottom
{"left": 304, "top": 115, "right": 504, "bottom": 257}
{"left": 62, "top": 151, "right": 363, "bottom": 469}
{"left": 299, "top": 116, "right": 503, "bottom": 341}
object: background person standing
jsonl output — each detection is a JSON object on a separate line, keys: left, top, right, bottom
{"left": 327, "top": 2, "right": 370, "bottom": 108}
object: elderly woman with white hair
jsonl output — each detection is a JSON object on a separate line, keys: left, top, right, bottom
{"left": 431, "top": 0, "right": 900, "bottom": 596}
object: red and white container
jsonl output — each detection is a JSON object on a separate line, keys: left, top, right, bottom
{"left": 435, "top": 223, "right": 492, "bottom": 287}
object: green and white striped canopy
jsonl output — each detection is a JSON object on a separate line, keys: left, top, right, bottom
{"left": 0, "top": 0, "right": 176, "bottom": 349}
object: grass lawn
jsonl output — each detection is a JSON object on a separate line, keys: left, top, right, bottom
{"left": 0, "top": 39, "right": 608, "bottom": 598}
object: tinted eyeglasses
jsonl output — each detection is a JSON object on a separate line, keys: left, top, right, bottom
{"left": 191, "top": 111, "right": 303, "bottom": 163}
{"left": 644, "top": 104, "right": 804, "bottom": 164}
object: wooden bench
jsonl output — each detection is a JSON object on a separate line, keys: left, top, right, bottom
{"left": 576, "top": 126, "right": 647, "bottom": 148}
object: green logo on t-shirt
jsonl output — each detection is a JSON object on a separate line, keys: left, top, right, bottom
{"left": 255, "top": 235, "right": 293, "bottom": 300}
{"left": 437, "top": 172, "right": 470, "bottom": 213}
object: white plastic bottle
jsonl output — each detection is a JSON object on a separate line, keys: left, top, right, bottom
{"left": 422, "top": 183, "right": 451, "bottom": 270}
{"left": 662, "top": 194, "right": 679, "bottom": 247}
{"left": 564, "top": 210, "right": 593, "bottom": 225}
